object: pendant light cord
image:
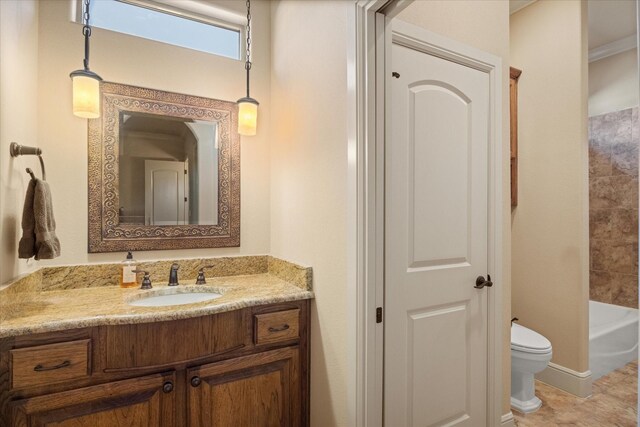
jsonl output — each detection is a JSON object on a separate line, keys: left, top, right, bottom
{"left": 82, "top": 0, "right": 92, "bottom": 71}
{"left": 245, "top": 0, "right": 252, "bottom": 98}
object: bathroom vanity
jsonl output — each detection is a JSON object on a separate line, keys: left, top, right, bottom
{"left": 0, "top": 256, "right": 313, "bottom": 426}
{"left": 0, "top": 74, "right": 315, "bottom": 426}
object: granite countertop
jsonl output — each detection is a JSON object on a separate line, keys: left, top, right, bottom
{"left": 0, "top": 256, "right": 314, "bottom": 339}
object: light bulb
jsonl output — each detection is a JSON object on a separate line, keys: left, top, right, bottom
{"left": 237, "top": 98, "right": 258, "bottom": 136}
{"left": 71, "top": 72, "right": 101, "bottom": 119}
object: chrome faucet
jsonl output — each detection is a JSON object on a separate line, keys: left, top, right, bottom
{"left": 168, "top": 263, "right": 180, "bottom": 286}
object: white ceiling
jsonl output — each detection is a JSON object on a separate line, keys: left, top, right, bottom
{"left": 510, "top": 0, "right": 637, "bottom": 50}
{"left": 588, "top": 0, "right": 637, "bottom": 49}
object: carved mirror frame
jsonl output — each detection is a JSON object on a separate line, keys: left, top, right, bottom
{"left": 88, "top": 82, "right": 240, "bottom": 252}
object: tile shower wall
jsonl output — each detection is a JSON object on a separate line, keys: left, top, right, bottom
{"left": 589, "top": 107, "right": 639, "bottom": 308}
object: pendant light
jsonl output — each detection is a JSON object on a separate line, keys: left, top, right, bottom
{"left": 70, "top": 0, "right": 102, "bottom": 119}
{"left": 237, "top": 0, "right": 259, "bottom": 136}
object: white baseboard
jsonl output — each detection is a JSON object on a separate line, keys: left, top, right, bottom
{"left": 535, "top": 362, "right": 592, "bottom": 398}
{"left": 501, "top": 412, "right": 516, "bottom": 426}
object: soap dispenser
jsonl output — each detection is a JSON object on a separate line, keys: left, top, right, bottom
{"left": 120, "top": 252, "right": 138, "bottom": 288}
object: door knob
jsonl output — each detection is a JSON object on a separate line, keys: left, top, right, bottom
{"left": 191, "top": 376, "right": 201, "bottom": 387}
{"left": 474, "top": 275, "right": 493, "bottom": 289}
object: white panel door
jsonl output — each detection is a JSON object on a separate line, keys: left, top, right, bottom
{"left": 384, "top": 21, "right": 491, "bottom": 427}
{"left": 144, "top": 160, "right": 186, "bottom": 225}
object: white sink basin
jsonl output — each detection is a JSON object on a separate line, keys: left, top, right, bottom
{"left": 129, "top": 291, "right": 222, "bottom": 307}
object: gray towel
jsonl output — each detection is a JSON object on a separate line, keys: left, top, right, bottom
{"left": 18, "top": 179, "right": 36, "bottom": 259}
{"left": 18, "top": 178, "right": 60, "bottom": 260}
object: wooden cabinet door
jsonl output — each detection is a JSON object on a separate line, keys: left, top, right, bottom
{"left": 187, "top": 347, "right": 300, "bottom": 427}
{"left": 11, "top": 371, "right": 176, "bottom": 427}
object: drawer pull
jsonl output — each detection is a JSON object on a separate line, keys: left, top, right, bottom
{"left": 268, "top": 324, "right": 290, "bottom": 333}
{"left": 254, "top": 309, "right": 299, "bottom": 345}
{"left": 33, "top": 360, "right": 71, "bottom": 372}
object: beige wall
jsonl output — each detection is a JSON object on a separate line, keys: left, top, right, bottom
{"left": 395, "top": 0, "right": 512, "bottom": 415}
{"left": 511, "top": 0, "right": 590, "bottom": 373}
{"left": 589, "top": 48, "right": 639, "bottom": 117}
{"left": 0, "top": 0, "right": 40, "bottom": 284}
{"left": 0, "top": 0, "right": 271, "bottom": 279}
{"left": 270, "top": 1, "right": 350, "bottom": 425}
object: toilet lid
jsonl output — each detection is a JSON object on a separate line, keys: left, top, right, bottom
{"left": 511, "top": 323, "right": 552, "bottom": 353}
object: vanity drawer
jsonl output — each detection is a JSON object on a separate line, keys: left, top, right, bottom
{"left": 10, "top": 339, "right": 91, "bottom": 390}
{"left": 254, "top": 309, "right": 300, "bottom": 345}
{"left": 103, "top": 310, "right": 246, "bottom": 371}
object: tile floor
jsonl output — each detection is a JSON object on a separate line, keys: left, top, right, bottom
{"left": 514, "top": 361, "right": 637, "bottom": 426}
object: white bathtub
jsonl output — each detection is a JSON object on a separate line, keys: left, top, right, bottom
{"left": 589, "top": 300, "right": 638, "bottom": 381}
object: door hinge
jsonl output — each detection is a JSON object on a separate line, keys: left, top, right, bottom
{"left": 184, "top": 169, "right": 187, "bottom": 175}
{"left": 184, "top": 197, "right": 188, "bottom": 202}
{"left": 376, "top": 307, "right": 383, "bottom": 323}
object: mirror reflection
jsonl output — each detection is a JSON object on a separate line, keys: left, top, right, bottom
{"left": 117, "top": 111, "right": 219, "bottom": 226}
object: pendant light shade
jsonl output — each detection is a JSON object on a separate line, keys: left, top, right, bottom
{"left": 71, "top": 70, "right": 102, "bottom": 119}
{"left": 237, "top": 97, "right": 258, "bottom": 136}
{"left": 237, "top": 0, "right": 258, "bottom": 136}
{"left": 71, "top": 0, "right": 102, "bottom": 119}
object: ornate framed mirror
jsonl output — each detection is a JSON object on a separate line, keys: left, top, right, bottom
{"left": 88, "top": 82, "right": 240, "bottom": 252}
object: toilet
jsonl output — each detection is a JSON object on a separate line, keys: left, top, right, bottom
{"left": 511, "top": 323, "right": 553, "bottom": 414}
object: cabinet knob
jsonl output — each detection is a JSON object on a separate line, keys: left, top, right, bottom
{"left": 191, "top": 376, "right": 201, "bottom": 387}
{"left": 163, "top": 381, "right": 174, "bottom": 393}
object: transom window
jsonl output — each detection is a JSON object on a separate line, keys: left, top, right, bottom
{"left": 83, "top": 0, "right": 242, "bottom": 60}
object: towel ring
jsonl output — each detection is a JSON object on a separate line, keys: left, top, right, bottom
{"left": 10, "top": 142, "right": 46, "bottom": 181}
